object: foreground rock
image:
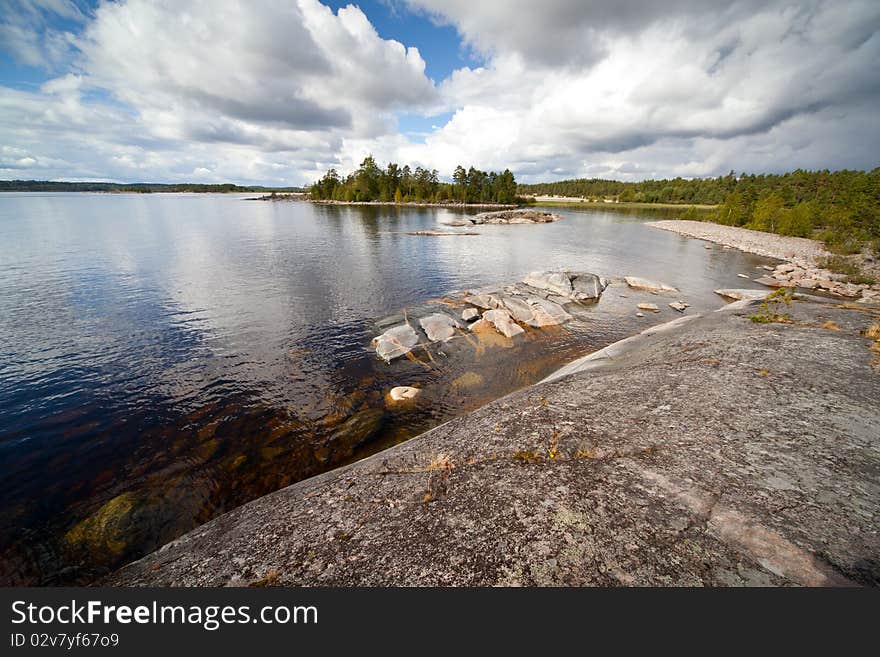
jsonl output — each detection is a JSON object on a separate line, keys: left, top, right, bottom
{"left": 372, "top": 324, "right": 420, "bottom": 362}
{"left": 108, "top": 297, "right": 879, "bottom": 586}
{"left": 481, "top": 309, "right": 525, "bottom": 338}
{"left": 418, "top": 313, "right": 462, "bottom": 342}
{"left": 374, "top": 271, "right": 606, "bottom": 358}
{"left": 624, "top": 276, "right": 679, "bottom": 294}
{"left": 387, "top": 386, "right": 420, "bottom": 402}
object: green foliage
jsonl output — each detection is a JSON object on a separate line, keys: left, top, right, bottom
{"left": 521, "top": 168, "right": 880, "bottom": 250}
{"left": 310, "top": 157, "right": 518, "bottom": 204}
{"left": 749, "top": 288, "right": 794, "bottom": 324}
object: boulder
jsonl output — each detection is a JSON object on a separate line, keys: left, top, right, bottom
{"left": 624, "top": 276, "right": 679, "bottom": 293}
{"left": 372, "top": 324, "right": 420, "bottom": 362}
{"left": 501, "top": 297, "right": 536, "bottom": 324}
{"left": 388, "top": 386, "right": 420, "bottom": 402}
{"left": 419, "top": 313, "right": 462, "bottom": 342}
{"left": 461, "top": 308, "right": 480, "bottom": 322}
{"left": 714, "top": 289, "right": 769, "bottom": 301}
{"left": 527, "top": 297, "right": 573, "bottom": 326}
{"left": 464, "top": 293, "right": 504, "bottom": 310}
{"left": 522, "top": 271, "right": 573, "bottom": 297}
{"left": 482, "top": 309, "right": 525, "bottom": 338}
{"left": 570, "top": 273, "right": 607, "bottom": 300}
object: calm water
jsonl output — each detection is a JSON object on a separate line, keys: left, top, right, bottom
{"left": 0, "top": 193, "right": 774, "bottom": 584}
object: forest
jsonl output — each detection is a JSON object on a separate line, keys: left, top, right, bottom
{"left": 310, "top": 156, "right": 519, "bottom": 204}
{"left": 519, "top": 168, "right": 880, "bottom": 252}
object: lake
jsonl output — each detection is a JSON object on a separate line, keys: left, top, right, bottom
{"left": 0, "top": 193, "right": 775, "bottom": 584}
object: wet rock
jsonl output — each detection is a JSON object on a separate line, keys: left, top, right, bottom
{"left": 624, "top": 276, "right": 679, "bottom": 293}
{"left": 315, "top": 408, "right": 384, "bottom": 464}
{"left": 461, "top": 308, "right": 480, "bottom": 322}
{"left": 635, "top": 312, "right": 645, "bottom": 317}
{"left": 527, "top": 297, "right": 573, "bottom": 326}
{"left": 387, "top": 386, "right": 420, "bottom": 402}
{"left": 638, "top": 303, "right": 660, "bottom": 312}
{"left": 570, "top": 273, "right": 607, "bottom": 300}
{"left": 372, "top": 324, "right": 420, "bottom": 362}
{"left": 714, "top": 289, "right": 769, "bottom": 301}
{"left": 464, "top": 293, "right": 504, "bottom": 310}
{"left": 523, "top": 271, "right": 574, "bottom": 297}
{"left": 737, "top": 274, "right": 750, "bottom": 279}
{"left": 482, "top": 309, "right": 525, "bottom": 338}
{"left": 451, "top": 371, "right": 484, "bottom": 390}
{"left": 669, "top": 301, "right": 688, "bottom": 312}
{"left": 755, "top": 276, "right": 796, "bottom": 288}
{"left": 468, "top": 318, "right": 494, "bottom": 333}
{"left": 419, "top": 313, "right": 462, "bottom": 342}
{"left": 501, "top": 296, "right": 536, "bottom": 324}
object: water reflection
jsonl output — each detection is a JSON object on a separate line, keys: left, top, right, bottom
{"left": 0, "top": 193, "right": 775, "bottom": 584}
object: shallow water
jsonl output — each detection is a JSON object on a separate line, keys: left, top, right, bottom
{"left": 0, "top": 193, "right": 775, "bottom": 583}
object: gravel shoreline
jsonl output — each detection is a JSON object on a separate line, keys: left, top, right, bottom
{"left": 646, "top": 219, "right": 829, "bottom": 267}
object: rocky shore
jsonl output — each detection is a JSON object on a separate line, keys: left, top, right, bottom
{"left": 648, "top": 220, "right": 880, "bottom": 303}
{"left": 107, "top": 294, "right": 880, "bottom": 586}
{"left": 372, "top": 270, "right": 605, "bottom": 362}
{"left": 443, "top": 209, "right": 562, "bottom": 226}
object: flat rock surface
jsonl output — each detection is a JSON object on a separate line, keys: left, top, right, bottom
{"left": 647, "top": 220, "right": 829, "bottom": 266}
{"left": 108, "top": 298, "right": 880, "bottom": 587}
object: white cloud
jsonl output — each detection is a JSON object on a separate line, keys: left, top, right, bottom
{"left": 0, "top": 0, "right": 878, "bottom": 184}
{"left": 396, "top": 0, "right": 880, "bottom": 180}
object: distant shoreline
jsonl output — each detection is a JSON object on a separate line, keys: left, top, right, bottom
{"left": 250, "top": 194, "right": 516, "bottom": 209}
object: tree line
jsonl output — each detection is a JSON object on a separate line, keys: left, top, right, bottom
{"left": 0, "top": 180, "right": 302, "bottom": 193}
{"left": 520, "top": 168, "right": 880, "bottom": 252}
{"left": 310, "top": 156, "right": 519, "bottom": 204}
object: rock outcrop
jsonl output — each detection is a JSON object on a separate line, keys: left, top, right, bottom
{"left": 625, "top": 276, "right": 679, "bottom": 294}
{"left": 373, "top": 271, "right": 607, "bottom": 359}
{"left": 469, "top": 209, "right": 562, "bottom": 225}
{"left": 108, "top": 296, "right": 880, "bottom": 587}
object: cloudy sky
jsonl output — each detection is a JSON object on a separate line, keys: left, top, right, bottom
{"left": 1, "top": 0, "right": 878, "bottom": 185}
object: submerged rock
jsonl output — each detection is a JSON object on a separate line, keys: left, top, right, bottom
{"left": 419, "top": 313, "right": 462, "bottom": 342}
{"left": 625, "top": 276, "right": 679, "bottom": 293}
{"left": 482, "top": 309, "right": 525, "bottom": 338}
{"left": 527, "top": 297, "right": 573, "bottom": 326}
{"left": 372, "top": 324, "right": 420, "bottom": 362}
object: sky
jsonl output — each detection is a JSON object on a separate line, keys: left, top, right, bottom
{"left": 0, "top": 0, "right": 878, "bottom": 185}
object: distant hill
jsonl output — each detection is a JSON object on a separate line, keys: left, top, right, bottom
{"left": 0, "top": 180, "right": 304, "bottom": 193}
